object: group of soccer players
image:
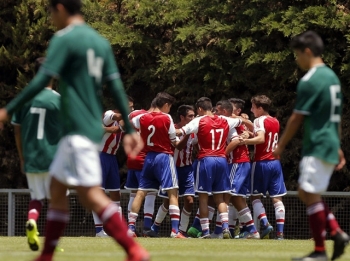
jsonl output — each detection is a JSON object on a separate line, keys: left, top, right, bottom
{"left": 0, "top": 0, "right": 349, "bottom": 261}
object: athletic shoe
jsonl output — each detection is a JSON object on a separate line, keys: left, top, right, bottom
{"left": 143, "top": 229, "right": 158, "bottom": 238}
{"left": 331, "top": 230, "right": 349, "bottom": 260}
{"left": 239, "top": 231, "right": 260, "bottom": 239}
{"left": 127, "top": 229, "right": 137, "bottom": 238}
{"left": 178, "top": 230, "right": 189, "bottom": 238}
{"left": 275, "top": 232, "right": 284, "bottom": 240}
{"left": 96, "top": 230, "right": 109, "bottom": 237}
{"left": 223, "top": 228, "right": 232, "bottom": 239}
{"left": 291, "top": 251, "right": 328, "bottom": 261}
{"left": 170, "top": 230, "right": 187, "bottom": 238}
{"left": 125, "top": 245, "right": 150, "bottom": 261}
{"left": 199, "top": 233, "right": 211, "bottom": 239}
{"left": 210, "top": 232, "right": 223, "bottom": 239}
{"left": 260, "top": 222, "right": 273, "bottom": 239}
{"left": 187, "top": 227, "right": 201, "bottom": 238}
{"left": 26, "top": 219, "right": 40, "bottom": 251}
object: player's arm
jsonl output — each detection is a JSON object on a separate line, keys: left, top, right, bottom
{"left": 11, "top": 112, "right": 24, "bottom": 173}
{"left": 243, "top": 131, "right": 265, "bottom": 145}
{"left": 175, "top": 134, "right": 190, "bottom": 150}
{"left": 104, "top": 125, "right": 121, "bottom": 133}
{"left": 225, "top": 137, "right": 240, "bottom": 155}
{"left": 177, "top": 117, "right": 201, "bottom": 136}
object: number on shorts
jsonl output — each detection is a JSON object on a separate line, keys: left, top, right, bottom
{"left": 30, "top": 107, "right": 46, "bottom": 140}
{"left": 209, "top": 128, "right": 224, "bottom": 150}
{"left": 266, "top": 132, "right": 278, "bottom": 152}
{"left": 87, "top": 49, "right": 104, "bottom": 84}
{"left": 147, "top": 125, "right": 156, "bottom": 146}
{"left": 330, "top": 85, "right": 341, "bottom": 123}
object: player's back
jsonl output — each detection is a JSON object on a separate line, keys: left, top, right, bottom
{"left": 12, "top": 88, "right": 61, "bottom": 172}
{"left": 139, "top": 112, "right": 175, "bottom": 154}
{"left": 197, "top": 115, "right": 229, "bottom": 159}
{"left": 296, "top": 65, "right": 341, "bottom": 164}
{"left": 228, "top": 125, "right": 250, "bottom": 163}
{"left": 254, "top": 116, "right": 279, "bottom": 161}
{"left": 44, "top": 24, "right": 115, "bottom": 143}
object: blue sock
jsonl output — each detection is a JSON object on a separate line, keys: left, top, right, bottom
{"left": 214, "top": 224, "right": 223, "bottom": 234}
{"left": 128, "top": 224, "right": 136, "bottom": 232}
{"left": 192, "top": 217, "right": 202, "bottom": 231}
{"left": 277, "top": 223, "right": 284, "bottom": 233}
{"left": 95, "top": 226, "right": 103, "bottom": 233}
{"left": 151, "top": 223, "right": 160, "bottom": 233}
{"left": 144, "top": 217, "right": 152, "bottom": 230}
{"left": 222, "top": 222, "right": 229, "bottom": 230}
{"left": 260, "top": 216, "right": 269, "bottom": 228}
{"left": 169, "top": 205, "right": 180, "bottom": 233}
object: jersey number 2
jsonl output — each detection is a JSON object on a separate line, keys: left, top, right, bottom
{"left": 147, "top": 125, "right": 156, "bottom": 146}
{"left": 87, "top": 49, "right": 103, "bottom": 84}
{"left": 30, "top": 107, "right": 46, "bottom": 140}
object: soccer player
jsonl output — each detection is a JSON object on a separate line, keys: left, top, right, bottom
{"left": 216, "top": 100, "right": 260, "bottom": 239}
{"left": 149, "top": 105, "right": 196, "bottom": 237}
{"left": 128, "top": 93, "right": 184, "bottom": 238}
{"left": 273, "top": 31, "right": 349, "bottom": 261}
{"left": 0, "top": 1, "right": 148, "bottom": 261}
{"left": 240, "top": 95, "right": 286, "bottom": 240}
{"left": 11, "top": 57, "right": 61, "bottom": 251}
{"left": 177, "top": 97, "right": 241, "bottom": 239}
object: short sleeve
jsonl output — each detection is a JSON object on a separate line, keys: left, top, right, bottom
{"left": 254, "top": 117, "right": 266, "bottom": 133}
{"left": 103, "top": 44, "right": 121, "bottom": 82}
{"left": 181, "top": 116, "right": 202, "bottom": 135}
{"left": 11, "top": 110, "right": 21, "bottom": 125}
{"left": 294, "top": 80, "right": 317, "bottom": 115}
{"left": 167, "top": 115, "right": 176, "bottom": 141}
{"left": 227, "top": 127, "right": 239, "bottom": 143}
{"left": 102, "top": 110, "right": 116, "bottom": 126}
{"left": 41, "top": 34, "right": 69, "bottom": 78}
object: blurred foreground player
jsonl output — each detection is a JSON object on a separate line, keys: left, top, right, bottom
{"left": 274, "top": 31, "right": 349, "bottom": 261}
{"left": 0, "top": 1, "right": 149, "bottom": 260}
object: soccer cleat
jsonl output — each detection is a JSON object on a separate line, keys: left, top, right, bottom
{"left": 170, "top": 230, "right": 187, "bottom": 238}
{"left": 96, "top": 230, "right": 109, "bottom": 237}
{"left": 223, "top": 228, "right": 232, "bottom": 239}
{"left": 331, "top": 230, "right": 349, "bottom": 261}
{"left": 275, "top": 232, "right": 284, "bottom": 240}
{"left": 239, "top": 231, "right": 260, "bottom": 239}
{"left": 26, "top": 219, "right": 40, "bottom": 251}
{"left": 125, "top": 245, "right": 150, "bottom": 261}
{"left": 178, "top": 230, "right": 189, "bottom": 238}
{"left": 291, "top": 251, "right": 328, "bottom": 261}
{"left": 260, "top": 223, "right": 274, "bottom": 239}
{"left": 199, "top": 233, "right": 211, "bottom": 239}
{"left": 143, "top": 229, "right": 158, "bottom": 238}
{"left": 187, "top": 227, "right": 201, "bottom": 238}
{"left": 210, "top": 232, "right": 223, "bottom": 239}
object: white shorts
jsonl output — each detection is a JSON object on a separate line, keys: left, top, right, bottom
{"left": 26, "top": 172, "right": 51, "bottom": 200}
{"left": 50, "top": 135, "right": 102, "bottom": 187}
{"left": 298, "top": 156, "right": 335, "bottom": 193}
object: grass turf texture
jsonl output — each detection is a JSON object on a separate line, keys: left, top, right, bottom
{"left": 0, "top": 237, "right": 349, "bottom": 261}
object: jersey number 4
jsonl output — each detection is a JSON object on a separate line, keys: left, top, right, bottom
{"left": 30, "top": 107, "right": 46, "bottom": 140}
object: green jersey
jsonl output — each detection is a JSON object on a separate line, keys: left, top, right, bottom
{"left": 11, "top": 88, "right": 61, "bottom": 173}
{"left": 294, "top": 64, "right": 342, "bottom": 164}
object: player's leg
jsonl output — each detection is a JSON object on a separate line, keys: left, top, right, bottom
{"left": 198, "top": 192, "right": 210, "bottom": 238}
{"left": 26, "top": 173, "right": 48, "bottom": 251}
{"left": 143, "top": 191, "right": 156, "bottom": 232}
{"left": 107, "top": 154, "right": 122, "bottom": 216}
{"left": 251, "top": 161, "right": 273, "bottom": 239}
{"left": 148, "top": 194, "right": 169, "bottom": 236}
{"left": 228, "top": 203, "right": 238, "bottom": 237}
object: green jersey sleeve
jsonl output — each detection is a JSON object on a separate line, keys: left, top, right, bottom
{"left": 294, "top": 80, "right": 318, "bottom": 115}
{"left": 11, "top": 110, "right": 21, "bottom": 125}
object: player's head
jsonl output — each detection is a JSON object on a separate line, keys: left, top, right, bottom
{"left": 251, "top": 95, "right": 271, "bottom": 117}
{"left": 154, "top": 92, "right": 176, "bottom": 113}
{"left": 216, "top": 100, "right": 233, "bottom": 117}
{"left": 49, "top": 0, "right": 82, "bottom": 29}
{"left": 229, "top": 98, "right": 245, "bottom": 116}
{"left": 195, "top": 97, "right": 212, "bottom": 116}
{"left": 290, "top": 31, "right": 324, "bottom": 70}
{"left": 177, "top": 105, "right": 195, "bottom": 125}
{"left": 127, "top": 96, "right": 134, "bottom": 112}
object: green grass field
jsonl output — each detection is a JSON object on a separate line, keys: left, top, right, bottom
{"left": 0, "top": 237, "right": 349, "bottom": 261}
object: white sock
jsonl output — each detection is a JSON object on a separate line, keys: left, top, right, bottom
{"left": 179, "top": 208, "right": 191, "bottom": 232}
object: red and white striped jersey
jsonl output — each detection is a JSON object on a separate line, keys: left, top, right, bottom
{"left": 227, "top": 125, "right": 250, "bottom": 164}
{"left": 127, "top": 109, "right": 148, "bottom": 170}
{"left": 132, "top": 111, "right": 176, "bottom": 155}
{"left": 180, "top": 115, "right": 241, "bottom": 159}
{"left": 253, "top": 115, "right": 280, "bottom": 161}
{"left": 174, "top": 129, "right": 196, "bottom": 167}
{"left": 99, "top": 110, "right": 123, "bottom": 155}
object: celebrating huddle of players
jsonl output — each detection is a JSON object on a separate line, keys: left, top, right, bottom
{"left": 100, "top": 92, "right": 286, "bottom": 240}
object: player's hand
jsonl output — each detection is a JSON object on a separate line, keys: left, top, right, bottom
{"left": 175, "top": 129, "right": 183, "bottom": 136}
{"left": 239, "top": 131, "right": 249, "bottom": 140}
{"left": 335, "top": 149, "right": 346, "bottom": 171}
{"left": 0, "top": 108, "right": 9, "bottom": 122}
{"left": 273, "top": 145, "right": 284, "bottom": 159}
{"left": 241, "top": 113, "right": 249, "bottom": 120}
{"left": 123, "top": 132, "right": 144, "bottom": 159}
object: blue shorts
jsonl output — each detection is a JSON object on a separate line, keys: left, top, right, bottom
{"left": 177, "top": 165, "right": 195, "bottom": 197}
{"left": 139, "top": 152, "right": 178, "bottom": 192}
{"left": 228, "top": 162, "right": 251, "bottom": 197}
{"left": 195, "top": 157, "right": 231, "bottom": 194}
{"left": 125, "top": 169, "right": 142, "bottom": 190}
{"left": 251, "top": 160, "right": 287, "bottom": 197}
{"left": 100, "top": 152, "right": 120, "bottom": 191}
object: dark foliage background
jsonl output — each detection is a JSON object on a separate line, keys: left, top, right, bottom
{"left": 1, "top": 0, "right": 350, "bottom": 190}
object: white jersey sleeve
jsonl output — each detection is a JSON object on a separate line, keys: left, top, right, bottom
{"left": 253, "top": 116, "right": 267, "bottom": 133}
{"left": 131, "top": 114, "right": 143, "bottom": 130}
{"left": 227, "top": 127, "right": 239, "bottom": 143}
{"left": 180, "top": 116, "right": 202, "bottom": 135}
{"left": 219, "top": 115, "right": 242, "bottom": 128}
{"left": 167, "top": 114, "right": 177, "bottom": 141}
{"left": 103, "top": 110, "right": 116, "bottom": 126}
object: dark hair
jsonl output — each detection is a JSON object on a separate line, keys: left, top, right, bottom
{"left": 228, "top": 98, "right": 245, "bottom": 111}
{"left": 50, "top": 0, "right": 81, "bottom": 15}
{"left": 216, "top": 100, "right": 233, "bottom": 114}
{"left": 177, "top": 105, "right": 195, "bottom": 118}
{"left": 251, "top": 95, "right": 271, "bottom": 112}
{"left": 195, "top": 97, "right": 212, "bottom": 111}
{"left": 290, "top": 31, "right": 324, "bottom": 57}
{"left": 150, "top": 97, "right": 157, "bottom": 108}
{"left": 35, "top": 57, "right": 45, "bottom": 73}
{"left": 154, "top": 92, "right": 176, "bottom": 108}
{"left": 127, "top": 96, "right": 134, "bottom": 103}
